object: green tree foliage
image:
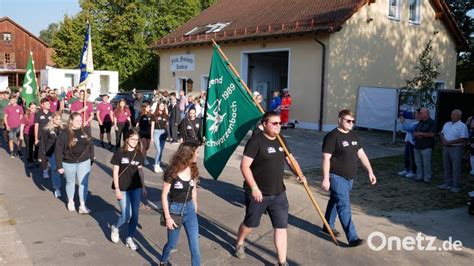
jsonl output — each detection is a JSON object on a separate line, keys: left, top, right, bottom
{"left": 445, "top": 0, "right": 473, "bottom": 84}
{"left": 49, "top": 0, "right": 210, "bottom": 89}
{"left": 39, "top": 23, "right": 59, "bottom": 46}
{"left": 400, "top": 40, "right": 440, "bottom": 109}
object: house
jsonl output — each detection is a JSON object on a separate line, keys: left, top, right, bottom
{"left": 152, "top": 0, "right": 467, "bottom": 130}
{"left": 0, "top": 17, "right": 53, "bottom": 89}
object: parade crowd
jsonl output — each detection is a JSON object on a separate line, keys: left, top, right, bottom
{"left": 0, "top": 85, "right": 473, "bottom": 265}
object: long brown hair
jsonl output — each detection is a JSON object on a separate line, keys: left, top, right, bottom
{"left": 141, "top": 102, "right": 150, "bottom": 117}
{"left": 67, "top": 112, "right": 90, "bottom": 149}
{"left": 114, "top": 98, "right": 127, "bottom": 115}
{"left": 121, "top": 128, "right": 143, "bottom": 154}
{"left": 44, "top": 111, "right": 64, "bottom": 132}
{"left": 164, "top": 142, "right": 199, "bottom": 182}
{"left": 24, "top": 102, "right": 36, "bottom": 122}
{"left": 153, "top": 101, "right": 168, "bottom": 120}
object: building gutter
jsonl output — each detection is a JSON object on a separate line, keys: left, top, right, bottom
{"left": 314, "top": 36, "right": 326, "bottom": 131}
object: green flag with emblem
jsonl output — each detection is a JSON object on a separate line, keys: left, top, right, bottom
{"left": 20, "top": 52, "right": 39, "bottom": 106}
{"left": 204, "top": 46, "right": 262, "bottom": 180}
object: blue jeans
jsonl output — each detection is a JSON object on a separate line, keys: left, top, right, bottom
{"left": 48, "top": 154, "right": 61, "bottom": 189}
{"left": 414, "top": 148, "right": 432, "bottom": 182}
{"left": 324, "top": 173, "right": 359, "bottom": 242}
{"left": 153, "top": 129, "right": 166, "bottom": 165}
{"left": 403, "top": 142, "right": 416, "bottom": 173}
{"left": 63, "top": 160, "right": 90, "bottom": 203}
{"left": 161, "top": 201, "right": 200, "bottom": 266}
{"left": 115, "top": 188, "right": 142, "bottom": 238}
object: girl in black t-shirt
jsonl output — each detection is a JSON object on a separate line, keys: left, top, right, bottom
{"left": 110, "top": 128, "right": 146, "bottom": 251}
{"left": 178, "top": 108, "right": 202, "bottom": 145}
{"left": 160, "top": 143, "right": 200, "bottom": 266}
{"left": 150, "top": 102, "right": 168, "bottom": 173}
{"left": 137, "top": 102, "right": 152, "bottom": 166}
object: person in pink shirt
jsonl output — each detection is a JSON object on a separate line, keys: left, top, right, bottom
{"left": 20, "top": 102, "right": 38, "bottom": 164}
{"left": 96, "top": 94, "right": 114, "bottom": 148}
{"left": 4, "top": 95, "right": 24, "bottom": 158}
{"left": 48, "top": 90, "right": 60, "bottom": 113}
{"left": 70, "top": 90, "right": 94, "bottom": 136}
{"left": 113, "top": 98, "right": 132, "bottom": 149}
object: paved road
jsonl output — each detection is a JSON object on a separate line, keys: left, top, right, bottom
{"left": 1, "top": 125, "right": 473, "bottom": 265}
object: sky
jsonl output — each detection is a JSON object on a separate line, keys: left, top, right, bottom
{"left": 0, "top": 0, "right": 81, "bottom": 37}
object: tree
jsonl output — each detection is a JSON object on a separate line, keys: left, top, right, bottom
{"left": 49, "top": 0, "right": 205, "bottom": 89}
{"left": 39, "top": 23, "right": 59, "bottom": 46}
{"left": 445, "top": 0, "right": 474, "bottom": 85}
{"left": 400, "top": 40, "right": 440, "bottom": 109}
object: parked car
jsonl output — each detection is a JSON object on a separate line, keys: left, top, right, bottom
{"left": 109, "top": 90, "right": 155, "bottom": 109}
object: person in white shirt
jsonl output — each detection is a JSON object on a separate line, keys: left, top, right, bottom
{"left": 438, "top": 109, "right": 469, "bottom": 193}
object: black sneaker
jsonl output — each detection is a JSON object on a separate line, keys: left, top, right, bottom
{"left": 348, "top": 239, "right": 364, "bottom": 247}
{"left": 321, "top": 227, "right": 340, "bottom": 237}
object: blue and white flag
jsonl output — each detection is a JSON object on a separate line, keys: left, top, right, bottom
{"left": 79, "top": 21, "right": 94, "bottom": 88}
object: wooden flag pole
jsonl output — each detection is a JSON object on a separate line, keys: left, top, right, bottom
{"left": 211, "top": 39, "right": 338, "bottom": 245}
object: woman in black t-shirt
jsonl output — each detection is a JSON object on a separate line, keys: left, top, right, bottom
{"left": 160, "top": 143, "right": 200, "bottom": 266}
{"left": 137, "top": 102, "right": 152, "bottom": 166}
{"left": 150, "top": 102, "right": 168, "bottom": 173}
{"left": 178, "top": 107, "right": 202, "bottom": 145}
{"left": 110, "top": 128, "right": 146, "bottom": 251}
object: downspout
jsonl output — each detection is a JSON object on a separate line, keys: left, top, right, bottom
{"left": 156, "top": 54, "right": 161, "bottom": 89}
{"left": 314, "top": 36, "right": 326, "bottom": 131}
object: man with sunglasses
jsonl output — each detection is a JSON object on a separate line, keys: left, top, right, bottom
{"left": 235, "top": 111, "right": 305, "bottom": 266}
{"left": 321, "top": 109, "right": 377, "bottom": 247}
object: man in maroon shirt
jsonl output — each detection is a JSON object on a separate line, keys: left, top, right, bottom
{"left": 96, "top": 94, "right": 114, "bottom": 148}
{"left": 4, "top": 95, "right": 24, "bottom": 158}
{"left": 70, "top": 90, "right": 94, "bottom": 135}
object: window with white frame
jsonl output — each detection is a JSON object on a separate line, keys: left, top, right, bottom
{"left": 388, "top": 0, "right": 401, "bottom": 20}
{"left": 409, "top": 0, "right": 421, "bottom": 24}
{"left": 201, "top": 75, "right": 209, "bottom": 91}
{"left": 2, "top": 32, "right": 12, "bottom": 41}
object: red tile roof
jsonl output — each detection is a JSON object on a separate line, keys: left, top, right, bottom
{"left": 152, "top": 0, "right": 366, "bottom": 49}
{"left": 151, "top": 0, "right": 468, "bottom": 50}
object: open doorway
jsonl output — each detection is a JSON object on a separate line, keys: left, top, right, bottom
{"left": 176, "top": 77, "right": 187, "bottom": 96}
{"left": 242, "top": 50, "right": 289, "bottom": 111}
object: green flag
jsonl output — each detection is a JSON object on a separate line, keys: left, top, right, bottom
{"left": 204, "top": 46, "right": 262, "bottom": 179}
{"left": 21, "top": 53, "right": 39, "bottom": 106}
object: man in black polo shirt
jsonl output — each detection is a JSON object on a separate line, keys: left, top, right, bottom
{"left": 321, "top": 109, "right": 377, "bottom": 247}
{"left": 413, "top": 107, "right": 436, "bottom": 183}
{"left": 235, "top": 111, "right": 305, "bottom": 266}
{"left": 35, "top": 98, "right": 53, "bottom": 177}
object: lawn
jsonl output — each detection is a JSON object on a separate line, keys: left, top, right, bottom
{"left": 299, "top": 145, "right": 474, "bottom": 213}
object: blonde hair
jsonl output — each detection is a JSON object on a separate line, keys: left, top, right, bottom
{"left": 43, "top": 111, "right": 65, "bottom": 132}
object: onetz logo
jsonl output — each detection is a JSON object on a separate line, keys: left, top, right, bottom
{"left": 367, "top": 231, "right": 463, "bottom": 251}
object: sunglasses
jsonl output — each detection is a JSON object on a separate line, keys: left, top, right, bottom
{"left": 342, "top": 118, "right": 355, "bottom": 124}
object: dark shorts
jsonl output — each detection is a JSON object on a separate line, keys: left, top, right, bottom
{"left": 99, "top": 121, "right": 112, "bottom": 134}
{"left": 243, "top": 191, "right": 289, "bottom": 229}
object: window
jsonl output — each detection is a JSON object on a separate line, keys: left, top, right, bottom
{"left": 185, "top": 22, "right": 231, "bottom": 36}
{"left": 2, "top": 32, "right": 12, "bottom": 41}
{"left": 409, "top": 0, "right": 421, "bottom": 24}
{"left": 201, "top": 75, "right": 209, "bottom": 91}
{"left": 4, "top": 53, "right": 11, "bottom": 64}
{"left": 388, "top": 0, "right": 401, "bottom": 20}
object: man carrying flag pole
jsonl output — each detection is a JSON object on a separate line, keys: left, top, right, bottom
{"left": 204, "top": 40, "right": 337, "bottom": 264}
{"left": 20, "top": 52, "right": 40, "bottom": 107}
{"left": 78, "top": 21, "right": 94, "bottom": 124}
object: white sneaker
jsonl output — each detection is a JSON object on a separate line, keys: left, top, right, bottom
{"left": 126, "top": 237, "right": 138, "bottom": 251}
{"left": 78, "top": 206, "right": 91, "bottom": 214}
{"left": 54, "top": 189, "right": 61, "bottom": 198}
{"left": 43, "top": 170, "right": 50, "bottom": 179}
{"left": 111, "top": 225, "right": 120, "bottom": 243}
{"left": 144, "top": 159, "right": 150, "bottom": 166}
{"left": 154, "top": 164, "right": 163, "bottom": 173}
{"left": 67, "top": 202, "right": 76, "bottom": 212}
{"left": 398, "top": 170, "right": 408, "bottom": 176}
{"left": 405, "top": 172, "right": 415, "bottom": 178}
